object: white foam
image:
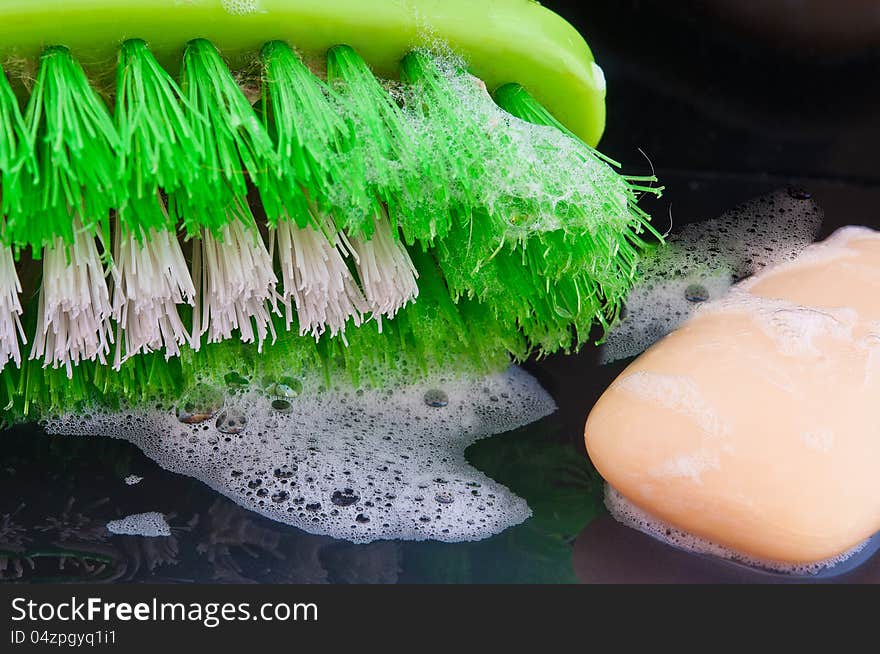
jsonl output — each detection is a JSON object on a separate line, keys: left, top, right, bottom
{"left": 124, "top": 475, "right": 143, "bottom": 486}
{"left": 397, "top": 55, "right": 649, "bottom": 239}
{"left": 106, "top": 512, "right": 171, "bottom": 537}
{"left": 801, "top": 427, "right": 835, "bottom": 453}
{"left": 601, "top": 190, "right": 822, "bottom": 362}
{"left": 605, "top": 484, "right": 866, "bottom": 575}
{"left": 46, "top": 365, "right": 554, "bottom": 544}
{"left": 697, "top": 289, "right": 860, "bottom": 358}
{"left": 613, "top": 372, "right": 732, "bottom": 484}
{"left": 613, "top": 371, "right": 730, "bottom": 439}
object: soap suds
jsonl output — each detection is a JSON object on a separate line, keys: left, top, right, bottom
{"left": 613, "top": 372, "right": 731, "bottom": 483}
{"left": 106, "top": 512, "right": 171, "bottom": 537}
{"left": 124, "top": 475, "right": 143, "bottom": 486}
{"left": 605, "top": 485, "right": 865, "bottom": 575}
{"left": 692, "top": 283, "right": 862, "bottom": 368}
{"left": 738, "top": 224, "right": 871, "bottom": 292}
{"left": 701, "top": 292, "right": 858, "bottom": 358}
{"left": 613, "top": 371, "right": 730, "bottom": 438}
{"left": 655, "top": 451, "right": 721, "bottom": 484}
{"left": 46, "top": 366, "right": 554, "bottom": 544}
{"left": 601, "top": 189, "right": 822, "bottom": 362}
{"left": 801, "top": 428, "right": 835, "bottom": 453}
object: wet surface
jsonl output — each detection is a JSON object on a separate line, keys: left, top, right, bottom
{"left": 3, "top": 1, "right": 880, "bottom": 583}
{"left": 0, "top": 417, "right": 600, "bottom": 584}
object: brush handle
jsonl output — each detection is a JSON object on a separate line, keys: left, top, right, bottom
{"left": 0, "top": 0, "right": 605, "bottom": 145}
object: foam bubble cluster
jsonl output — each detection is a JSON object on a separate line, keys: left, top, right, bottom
{"left": 46, "top": 366, "right": 554, "bottom": 544}
{"left": 605, "top": 485, "right": 864, "bottom": 575}
{"left": 106, "top": 512, "right": 171, "bottom": 537}
{"left": 601, "top": 189, "right": 822, "bottom": 362}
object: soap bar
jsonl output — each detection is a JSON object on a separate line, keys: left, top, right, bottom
{"left": 585, "top": 226, "right": 880, "bottom": 566}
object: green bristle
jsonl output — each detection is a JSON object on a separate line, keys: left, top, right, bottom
{"left": 434, "top": 196, "right": 647, "bottom": 354}
{"left": 495, "top": 82, "right": 664, "bottom": 235}
{"left": 398, "top": 52, "right": 596, "bottom": 253}
{"left": 260, "top": 40, "right": 355, "bottom": 230}
{"left": 493, "top": 82, "right": 663, "bottom": 337}
{"left": 11, "top": 46, "right": 120, "bottom": 250}
{"left": 1, "top": 250, "right": 518, "bottom": 417}
{"left": 432, "top": 217, "right": 577, "bottom": 355}
{"left": 176, "top": 38, "right": 278, "bottom": 235}
{"left": 401, "top": 57, "right": 661, "bottom": 269}
{"left": 0, "top": 67, "right": 32, "bottom": 231}
{"left": 496, "top": 83, "right": 666, "bottom": 197}
{"left": 0, "top": 42, "right": 661, "bottom": 423}
{"left": 115, "top": 39, "right": 202, "bottom": 239}
{"left": 398, "top": 51, "right": 495, "bottom": 213}
{"left": 326, "top": 45, "right": 436, "bottom": 239}
{"left": 494, "top": 83, "right": 575, "bottom": 137}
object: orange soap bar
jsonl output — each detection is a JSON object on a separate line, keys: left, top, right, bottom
{"left": 585, "top": 226, "right": 880, "bottom": 565}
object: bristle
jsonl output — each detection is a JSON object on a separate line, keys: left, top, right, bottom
{"left": 30, "top": 222, "right": 114, "bottom": 377}
{"left": 111, "top": 215, "right": 195, "bottom": 367}
{"left": 192, "top": 202, "right": 278, "bottom": 351}
{"left": 0, "top": 246, "right": 25, "bottom": 370}
{"left": 177, "top": 38, "right": 278, "bottom": 235}
{"left": 0, "top": 67, "right": 28, "bottom": 372}
{"left": 399, "top": 52, "right": 487, "bottom": 211}
{"left": 112, "top": 41, "right": 202, "bottom": 365}
{"left": 326, "top": 45, "right": 442, "bottom": 240}
{"left": 494, "top": 82, "right": 662, "bottom": 243}
{"left": 397, "top": 57, "right": 662, "bottom": 351}
{"left": 349, "top": 210, "right": 418, "bottom": 330}
{"left": 261, "top": 41, "right": 359, "bottom": 229}
{"left": 115, "top": 39, "right": 201, "bottom": 237}
{"left": 0, "top": 66, "right": 31, "bottom": 225}
{"left": 273, "top": 212, "right": 368, "bottom": 339}
{"left": 12, "top": 47, "right": 119, "bottom": 250}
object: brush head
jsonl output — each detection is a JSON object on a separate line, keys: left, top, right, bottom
{"left": 0, "top": 1, "right": 660, "bottom": 421}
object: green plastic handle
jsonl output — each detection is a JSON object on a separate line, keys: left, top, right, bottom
{"left": 0, "top": 0, "right": 606, "bottom": 145}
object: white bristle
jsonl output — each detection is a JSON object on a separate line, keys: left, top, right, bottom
{"left": 111, "top": 221, "right": 196, "bottom": 368}
{"left": 30, "top": 221, "right": 114, "bottom": 377}
{"left": 192, "top": 207, "right": 279, "bottom": 351}
{"left": 349, "top": 211, "right": 419, "bottom": 331}
{"left": 0, "top": 246, "right": 25, "bottom": 371}
{"left": 273, "top": 214, "right": 369, "bottom": 340}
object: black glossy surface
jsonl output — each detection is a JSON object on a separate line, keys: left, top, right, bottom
{"left": 2, "top": 1, "right": 880, "bottom": 584}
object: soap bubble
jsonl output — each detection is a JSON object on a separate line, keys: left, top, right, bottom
{"left": 215, "top": 409, "right": 247, "bottom": 434}
{"left": 423, "top": 389, "right": 449, "bottom": 407}
{"left": 601, "top": 189, "right": 823, "bottom": 363}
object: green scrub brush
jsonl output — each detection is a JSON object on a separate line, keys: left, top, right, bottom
{"left": 0, "top": 0, "right": 660, "bottom": 421}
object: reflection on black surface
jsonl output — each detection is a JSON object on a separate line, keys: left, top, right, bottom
{"left": 575, "top": 515, "right": 880, "bottom": 585}
{"left": 0, "top": 426, "right": 400, "bottom": 584}
{"left": 0, "top": 414, "right": 601, "bottom": 584}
